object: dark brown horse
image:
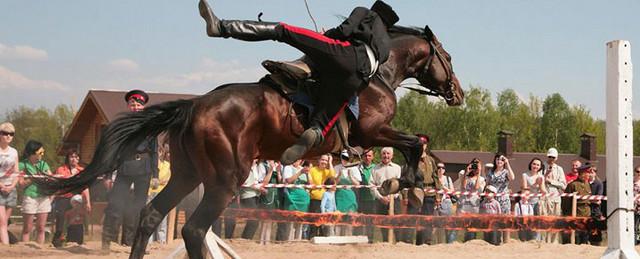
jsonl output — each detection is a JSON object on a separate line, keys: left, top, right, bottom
{"left": 36, "top": 25, "right": 462, "bottom": 259}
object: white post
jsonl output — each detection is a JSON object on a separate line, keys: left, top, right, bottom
{"left": 602, "top": 40, "right": 639, "bottom": 259}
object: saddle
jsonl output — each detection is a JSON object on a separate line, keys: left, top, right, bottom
{"left": 261, "top": 58, "right": 355, "bottom": 154}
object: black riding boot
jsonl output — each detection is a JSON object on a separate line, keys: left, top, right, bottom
{"left": 280, "top": 127, "right": 323, "bottom": 165}
{"left": 199, "top": 0, "right": 279, "bottom": 41}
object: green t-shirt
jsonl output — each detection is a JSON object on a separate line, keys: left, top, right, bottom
{"left": 19, "top": 160, "right": 51, "bottom": 198}
{"left": 359, "top": 163, "right": 376, "bottom": 201}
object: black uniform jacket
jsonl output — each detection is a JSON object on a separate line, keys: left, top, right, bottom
{"left": 325, "top": 6, "right": 392, "bottom": 64}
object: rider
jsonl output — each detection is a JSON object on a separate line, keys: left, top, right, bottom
{"left": 198, "top": 0, "right": 399, "bottom": 165}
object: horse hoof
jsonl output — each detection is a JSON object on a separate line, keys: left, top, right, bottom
{"left": 379, "top": 178, "right": 400, "bottom": 196}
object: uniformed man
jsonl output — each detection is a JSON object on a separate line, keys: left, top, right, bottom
{"left": 414, "top": 133, "right": 441, "bottom": 245}
{"left": 102, "top": 89, "right": 159, "bottom": 251}
{"left": 198, "top": 0, "right": 399, "bottom": 165}
{"left": 564, "top": 164, "right": 591, "bottom": 245}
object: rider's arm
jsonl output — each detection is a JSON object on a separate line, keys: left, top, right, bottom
{"left": 326, "top": 6, "right": 369, "bottom": 40}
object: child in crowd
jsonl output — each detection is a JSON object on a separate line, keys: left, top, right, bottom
{"left": 65, "top": 194, "right": 86, "bottom": 245}
{"left": 321, "top": 177, "right": 337, "bottom": 236}
{"left": 480, "top": 185, "right": 501, "bottom": 245}
{"left": 514, "top": 191, "right": 535, "bottom": 241}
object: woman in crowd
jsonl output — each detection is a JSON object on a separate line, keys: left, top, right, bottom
{"left": 51, "top": 149, "right": 91, "bottom": 247}
{"left": 148, "top": 144, "right": 171, "bottom": 243}
{"left": 258, "top": 160, "right": 280, "bottom": 243}
{"left": 588, "top": 165, "right": 604, "bottom": 245}
{"left": 459, "top": 158, "right": 485, "bottom": 242}
{"left": 0, "top": 122, "right": 18, "bottom": 245}
{"left": 486, "top": 153, "right": 515, "bottom": 243}
{"left": 283, "top": 159, "right": 311, "bottom": 240}
{"left": 436, "top": 162, "right": 456, "bottom": 243}
{"left": 333, "top": 151, "right": 359, "bottom": 236}
{"left": 18, "top": 140, "right": 52, "bottom": 244}
{"left": 521, "top": 157, "right": 546, "bottom": 241}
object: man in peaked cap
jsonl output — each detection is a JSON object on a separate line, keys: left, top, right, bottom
{"left": 124, "top": 89, "right": 149, "bottom": 112}
{"left": 564, "top": 164, "right": 592, "bottom": 244}
{"left": 102, "top": 89, "right": 159, "bottom": 251}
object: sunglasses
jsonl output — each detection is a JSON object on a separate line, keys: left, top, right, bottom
{"left": 0, "top": 131, "right": 15, "bottom": 137}
{"left": 437, "top": 166, "right": 445, "bottom": 169}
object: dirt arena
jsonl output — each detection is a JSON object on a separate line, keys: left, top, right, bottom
{"left": 1, "top": 238, "right": 638, "bottom": 259}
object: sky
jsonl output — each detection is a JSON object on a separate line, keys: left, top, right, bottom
{"left": 0, "top": 0, "right": 638, "bottom": 119}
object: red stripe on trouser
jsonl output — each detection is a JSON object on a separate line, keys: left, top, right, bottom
{"left": 279, "top": 23, "right": 351, "bottom": 47}
{"left": 322, "top": 102, "right": 349, "bottom": 136}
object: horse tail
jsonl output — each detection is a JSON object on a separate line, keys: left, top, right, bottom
{"left": 36, "top": 99, "right": 195, "bottom": 195}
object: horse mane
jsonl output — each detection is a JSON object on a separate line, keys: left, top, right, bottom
{"left": 388, "top": 25, "right": 425, "bottom": 37}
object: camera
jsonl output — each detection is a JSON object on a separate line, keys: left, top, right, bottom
{"left": 467, "top": 161, "right": 479, "bottom": 177}
{"left": 470, "top": 162, "right": 478, "bottom": 170}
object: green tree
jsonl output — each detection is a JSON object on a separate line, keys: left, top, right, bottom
{"left": 537, "top": 93, "right": 579, "bottom": 153}
{"left": 3, "top": 105, "right": 75, "bottom": 166}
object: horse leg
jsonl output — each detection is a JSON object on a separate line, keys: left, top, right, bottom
{"left": 181, "top": 181, "right": 236, "bottom": 259}
{"left": 129, "top": 148, "right": 201, "bottom": 259}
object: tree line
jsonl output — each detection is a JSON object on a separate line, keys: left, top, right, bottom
{"left": 391, "top": 86, "right": 616, "bottom": 156}
{"left": 1, "top": 104, "right": 75, "bottom": 165}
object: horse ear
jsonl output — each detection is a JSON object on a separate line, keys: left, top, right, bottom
{"left": 424, "top": 25, "right": 434, "bottom": 40}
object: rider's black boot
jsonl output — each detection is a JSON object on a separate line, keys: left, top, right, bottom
{"left": 280, "top": 127, "right": 323, "bottom": 165}
{"left": 199, "top": 0, "right": 279, "bottom": 41}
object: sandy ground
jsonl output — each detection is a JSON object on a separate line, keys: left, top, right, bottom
{"left": 1, "top": 238, "right": 639, "bottom": 259}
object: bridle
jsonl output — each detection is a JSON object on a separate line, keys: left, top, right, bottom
{"left": 375, "top": 26, "right": 457, "bottom": 102}
{"left": 416, "top": 34, "right": 457, "bottom": 102}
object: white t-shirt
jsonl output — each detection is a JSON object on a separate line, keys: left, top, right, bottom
{"left": 333, "top": 164, "right": 361, "bottom": 182}
{"left": 283, "top": 165, "right": 300, "bottom": 180}
{"left": 0, "top": 146, "right": 18, "bottom": 186}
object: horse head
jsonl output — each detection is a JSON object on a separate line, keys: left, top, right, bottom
{"left": 387, "top": 25, "right": 464, "bottom": 106}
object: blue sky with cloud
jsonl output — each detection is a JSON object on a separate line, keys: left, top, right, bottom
{"left": 0, "top": 0, "right": 638, "bottom": 118}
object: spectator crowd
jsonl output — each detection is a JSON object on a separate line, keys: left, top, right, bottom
{"left": 208, "top": 145, "right": 621, "bottom": 247}
{"left": 1, "top": 113, "right": 639, "bottom": 248}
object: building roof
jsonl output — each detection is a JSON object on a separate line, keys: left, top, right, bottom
{"left": 61, "top": 90, "right": 196, "bottom": 149}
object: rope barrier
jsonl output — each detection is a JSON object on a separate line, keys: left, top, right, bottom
{"left": 241, "top": 183, "right": 640, "bottom": 201}
{"left": 220, "top": 208, "right": 595, "bottom": 232}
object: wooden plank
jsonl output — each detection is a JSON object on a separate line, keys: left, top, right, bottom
{"left": 388, "top": 195, "right": 395, "bottom": 243}
{"left": 603, "top": 39, "right": 638, "bottom": 258}
{"left": 166, "top": 208, "right": 176, "bottom": 245}
{"left": 212, "top": 233, "right": 242, "bottom": 259}
{"left": 311, "top": 235, "right": 369, "bottom": 244}
{"left": 204, "top": 231, "right": 225, "bottom": 259}
{"left": 571, "top": 193, "right": 577, "bottom": 244}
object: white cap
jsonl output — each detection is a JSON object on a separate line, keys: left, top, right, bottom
{"left": 340, "top": 150, "right": 349, "bottom": 159}
{"left": 485, "top": 185, "right": 498, "bottom": 193}
{"left": 546, "top": 147, "right": 558, "bottom": 158}
{"left": 71, "top": 194, "right": 83, "bottom": 204}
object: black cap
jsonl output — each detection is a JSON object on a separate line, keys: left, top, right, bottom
{"left": 371, "top": 0, "right": 399, "bottom": 27}
{"left": 577, "top": 164, "right": 592, "bottom": 173}
{"left": 124, "top": 89, "right": 149, "bottom": 105}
